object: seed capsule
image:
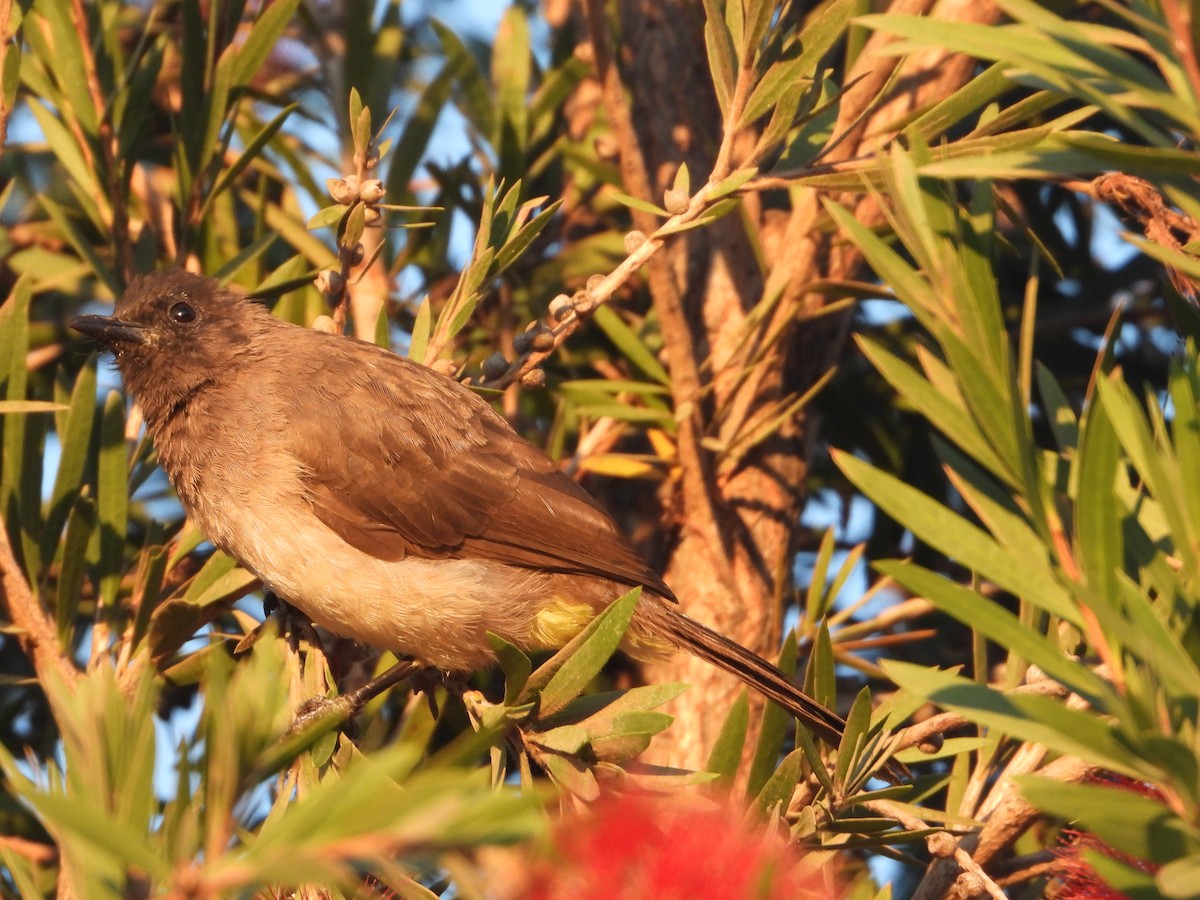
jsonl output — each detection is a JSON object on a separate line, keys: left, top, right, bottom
{"left": 482, "top": 352, "right": 509, "bottom": 380}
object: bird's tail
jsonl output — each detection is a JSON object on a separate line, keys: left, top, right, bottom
{"left": 639, "top": 602, "right": 847, "bottom": 747}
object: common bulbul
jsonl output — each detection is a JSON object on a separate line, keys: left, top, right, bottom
{"left": 71, "top": 269, "right": 851, "bottom": 748}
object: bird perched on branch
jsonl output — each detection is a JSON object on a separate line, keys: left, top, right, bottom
{"left": 72, "top": 268, "right": 853, "bottom": 751}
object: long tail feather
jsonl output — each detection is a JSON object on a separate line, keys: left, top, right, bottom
{"left": 645, "top": 604, "right": 847, "bottom": 746}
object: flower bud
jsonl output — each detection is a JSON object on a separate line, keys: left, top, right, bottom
{"left": 664, "top": 187, "right": 689, "bottom": 214}
{"left": 327, "top": 174, "right": 360, "bottom": 204}
{"left": 359, "top": 179, "right": 386, "bottom": 203}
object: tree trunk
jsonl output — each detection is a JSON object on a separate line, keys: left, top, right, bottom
{"left": 575, "top": 0, "right": 1001, "bottom": 770}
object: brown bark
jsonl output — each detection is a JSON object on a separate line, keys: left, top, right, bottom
{"left": 579, "top": 0, "right": 1001, "bottom": 770}
{"left": 0, "top": 523, "right": 78, "bottom": 693}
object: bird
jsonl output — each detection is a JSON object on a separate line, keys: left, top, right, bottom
{"left": 70, "top": 268, "right": 852, "bottom": 750}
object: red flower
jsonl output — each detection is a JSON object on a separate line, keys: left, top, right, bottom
{"left": 528, "top": 792, "right": 838, "bottom": 900}
{"left": 1049, "top": 774, "right": 1162, "bottom": 899}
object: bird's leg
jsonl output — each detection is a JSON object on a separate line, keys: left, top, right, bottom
{"left": 406, "top": 667, "right": 471, "bottom": 718}
{"left": 263, "top": 590, "right": 314, "bottom": 654}
{"left": 287, "top": 657, "right": 422, "bottom": 736}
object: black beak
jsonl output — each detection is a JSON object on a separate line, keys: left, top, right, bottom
{"left": 70, "top": 314, "right": 147, "bottom": 347}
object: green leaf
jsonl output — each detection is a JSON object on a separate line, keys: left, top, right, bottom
{"left": 387, "top": 63, "right": 455, "bottom": 199}
{"left": 702, "top": 0, "right": 738, "bottom": 115}
{"left": 1099, "top": 374, "right": 1199, "bottom": 574}
{"left": 591, "top": 305, "right": 671, "bottom": 386}
{"left": 96, "top": 391, "right": 128, "bottom": 607}
{"left": 709, "top": 167, "right": 758, "bottom": 199}
{"left": 409, "top": 296, "right": 432, "bottom": 363}
{"left": 229, "top": 0, "right": 301, "bottom": 88}
{"left": 43, "top": 357, "right": 97, "bottom": 562}
{"left": 610, "top": 191, "right": 670, "bottom": 218}
{"left": 342, "top": 202, "right": 367, "bottom": 250}
{"left": 751, "top": 748, "right": 803, "bottom": 818}
{"left": 743, "top": 50, "right": 810, "bottom": 125}
{"left": 1015, "top": 777, "right": 1190, "bottom": 864}
{"left": 307, "top": 204, "right": 348, "bottom": 231}
{"left": 432, "top": 20, "right": 494, "bottom": 139}
{"left": 1074, "top": 385, "right": 1123, "bottom": 606}
{"left": 27, "top": 2, "right": 96, "bottom": 134}
{"left": 214, "top": 232, "right": 280, "bottom": 285}
{"left": 539, "top": 751, "right": 600, "bottom": 800}
{"left": 884, "top": 662, "right": 1141, "bottom": 775}
{"left": 39, "top": 197, "right": 120, "bottom": 298}
{"left": 528, "top": 56, "right": 588, "bottom": 146}
{"left": 746, "top": 631, "right": 798, "bottom": 799}
{"left": 907, "top": 64, "right": 1012, "bottom": 141}
{"left": 876, "top": 560, "right": 1110, "bottom": 703}
{"left": 201, "top": 102, "right": 298, "bottom": 219}
{"left": 493, "top": 201, "right": 563, "bottom": 275}
{"left": 795, "top": 0, "right": 856, "bottom": 80}
{"left": 834, "top": 451, "right": 1079, "bottom": 623}
{"left": 56, "top": 494, "right": 96, "bottom": 642}
{"left": 1036, "top": 363, "right": 1079, "bottom": 453}
{"left": 671, "top": 162, "right": 690, "bottom": 198}
{"left": 487, "top": 633, "right": 533, "bottom": 705}
{"left": 0, "top": 400, "right": 66, "bottom": 413}
{"left": 656, "top": 197, "right": 742, "bottom": 236}
{"left": 752, "top": 73, "right": 806, "bottom": 157}
{"left": 809, "top": 620, "right": 837, "bottom": 710}
{"left": 149, "top": 553, "right": 257, "bottom": 661}
{"left": 1159, "top": 855, "right": 1200, "bottom": 899}
{"left": 823, "top": 199, "right": 935, "bottom": 332}
{"left": 531, "top": 723, "right": 589, "bottom": 754}
{"left": 548, "top": 683, "right": 686, "bottom": 735}
{"left": 537, "top": 589, "right": 641, "bottom": 718}
{"left": 705, "top": 690, "right": 749, "bottom": 786}
{"left": 492, "top": 6, "right": 530, "bottom": 170}
{"left": 856, "top": 335, "right": 1013, "bottom": 484}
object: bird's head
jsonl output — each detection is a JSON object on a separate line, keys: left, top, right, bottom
{"left": 71, "top": 269, "right": 273, "bottom": 425}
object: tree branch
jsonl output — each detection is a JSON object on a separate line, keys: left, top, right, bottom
{"left": 0, "top": 524, "right": 78, "bottom": 691}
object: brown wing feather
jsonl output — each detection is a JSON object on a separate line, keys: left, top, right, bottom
{"left": 280, "top": 329, "right": 674, "bottom": 600}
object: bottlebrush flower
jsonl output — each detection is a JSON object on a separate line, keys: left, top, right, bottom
{"left": 526, "top": 791, "right": 838, "bottom": 900}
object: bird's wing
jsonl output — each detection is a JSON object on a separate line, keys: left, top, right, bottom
{"left": 283, "top": 332, "right": 674, "bottom": 599}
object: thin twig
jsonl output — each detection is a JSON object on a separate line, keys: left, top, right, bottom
{"left": 867, "top": 799, "right": 1008, "bottom": 900}
{"left": 1162, "top": 0, "right": 1200, "bottom": 110}
{"left": 0, "top": 0, "right": 16, "bottom": 150}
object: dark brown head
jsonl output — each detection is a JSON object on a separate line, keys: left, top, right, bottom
{"left": 71, "top": 269, "right": 274, "bottom": 428}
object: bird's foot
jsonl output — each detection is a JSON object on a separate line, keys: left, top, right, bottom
{"left": 263, "top": 591, "right": 318, "bottom": 654}
{"left": 407, "top": 667, "right": 470, "bottom": 718}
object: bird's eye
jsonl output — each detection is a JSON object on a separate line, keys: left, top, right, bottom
{"left": 169, "top": 301, "right": 196, "bottom": 324}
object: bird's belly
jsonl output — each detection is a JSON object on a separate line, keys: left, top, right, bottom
{"left": 195, "top": 499, "right": 555, "bottom": 671}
